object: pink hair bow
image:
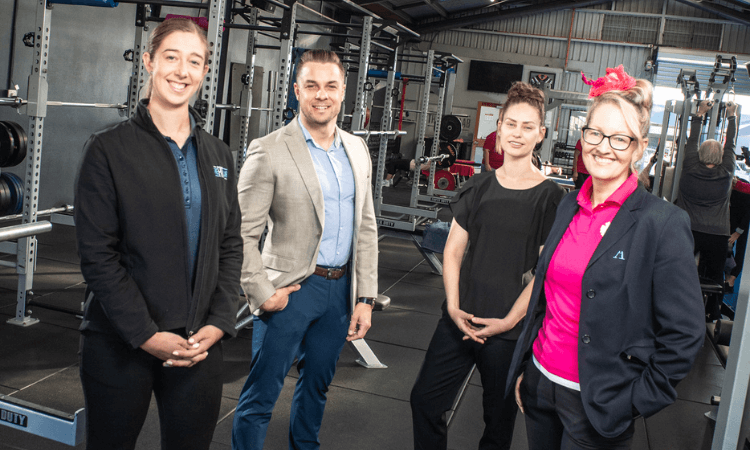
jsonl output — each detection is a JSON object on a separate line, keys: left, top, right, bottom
{"left": 581, "top": 65, "right": 636, "bottom": 98}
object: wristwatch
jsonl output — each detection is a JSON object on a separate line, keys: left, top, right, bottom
{"left": 357, "top": 297, "right": 376, "bottom": 307}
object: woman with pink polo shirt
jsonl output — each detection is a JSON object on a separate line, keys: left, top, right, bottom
{"left": 506, "top": 66, "right": 704, "bottom": 449}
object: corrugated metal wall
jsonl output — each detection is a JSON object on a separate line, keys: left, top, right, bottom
{"left": 562, "top": 44, "right": 653, "bottom": 93}
{"left": 723, "top": 24, "right": 750, "bottom": 54}
{"left": 423, "top": 0, "right": 749, "bottom": 96}
{"left": 424, "top": 0, "right": 749, "bottom": 62}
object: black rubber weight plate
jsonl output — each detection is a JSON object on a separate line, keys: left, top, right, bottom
{"left": 4, "top": 121, "right": 28, "bottom": 167}
{"left": 439, "top": 115, "right": 462, "bottom": 141}
{"left": 0, "top": 122, "right": 15, "bottom": 167}
{"left": 0, "top": 178, "right": 11, "bottom": 215}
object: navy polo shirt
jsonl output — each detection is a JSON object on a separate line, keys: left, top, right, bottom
{"left": 163, "top": 116, "right": 202, "bottom": 285}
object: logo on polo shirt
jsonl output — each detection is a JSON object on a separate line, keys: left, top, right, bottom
{"left": 613, "top": 250, "right": 625, "bottom": 260}
{"left": 214, "top": 166, "right": 228, "bottom": 180}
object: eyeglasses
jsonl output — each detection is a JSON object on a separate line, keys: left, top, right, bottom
{"left": 581, "top": 127, "right": 636, "bottom": 151}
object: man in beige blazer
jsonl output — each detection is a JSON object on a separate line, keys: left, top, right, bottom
{"left": 232, "top": 50, "right": 378, "bottom": 450}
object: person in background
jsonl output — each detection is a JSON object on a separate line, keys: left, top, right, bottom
{"left": 572, "top": 138, "right": 589, "bottom": 189}
{"left": 482, "top": 122, "right": 504, "bottom": 172}
{"left": 232, "top": 50, "right": 378, "bottom": 450}
{"left": 509, "top": 65, "right": 704, "bottom": 450}
{"left": 727, "top": 176, "right": 750, "bottom": 291}
{"left": 75, "top": 18, "right": 242, "bottom": 450}
{"left": 675, "top": 100, "right": 738, "bottom": 319}
{"left": 411, "top": 82, "right": 564, "bottom": 450}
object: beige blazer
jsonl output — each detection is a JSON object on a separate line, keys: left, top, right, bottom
{"left": 237, "top": 119, "right": 378, "bottom": 313}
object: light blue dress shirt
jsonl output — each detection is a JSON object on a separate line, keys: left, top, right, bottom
{"left": 298, "top": 118, "right": 355, "bottom": 267}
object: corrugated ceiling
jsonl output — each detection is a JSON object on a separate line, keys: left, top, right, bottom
{"left": 348, "top": 0, "right": 750, "bottom": 31}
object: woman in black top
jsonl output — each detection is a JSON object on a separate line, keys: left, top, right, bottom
{"left": 75, "top": 18, "right": 242, "bottom": 450}
{"left": 410, "top": 82, "right": 564, "bottom": 450}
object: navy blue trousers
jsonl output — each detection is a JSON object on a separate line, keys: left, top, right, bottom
{"left": 232, "top": 271, "right": 350, "bottom": 450}
{"left": 521, "top": 362, "right": 635, "bottom": 450}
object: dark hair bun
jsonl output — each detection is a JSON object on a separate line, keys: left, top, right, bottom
{"left": 502, "top": 81, "right": 546, "bottom": 123}
{"left": 507, "top": 82, "right": 545, "bottom": 107}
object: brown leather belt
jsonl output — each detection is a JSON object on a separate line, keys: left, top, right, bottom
{"left": 313, "top": 265, "right": 347, "bottom": 280}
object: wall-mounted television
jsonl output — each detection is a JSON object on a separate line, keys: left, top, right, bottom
{"left": 467, "top": 60, "right": 524, "bottom": 94}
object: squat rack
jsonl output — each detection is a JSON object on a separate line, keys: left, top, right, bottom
{"left": 369, "top": 50, "right": 462, "bottom": 236}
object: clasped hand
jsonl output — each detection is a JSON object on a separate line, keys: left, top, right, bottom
{"left": 140, "top": 325, "right": 224, "bottom": 368}
{"left": 447, "top": 306, "right": 512, "bottom": 344}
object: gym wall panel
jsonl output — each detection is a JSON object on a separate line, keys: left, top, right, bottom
{"left": 665, "top": 0, "right": 723, "bottom": 19}
{"left": 562, "top": 42, "right": 652, "bottom": 94}
{"left": 0, "top": 2, "right": 145, "bottom": 210}
{"left": 1, "top": 0, "right": 16, "bottom": 89}
{"left": 723, "top": 24, "right": 750, "bottom": 55}
{"left": 573, "top": 11, "right": 605, "bottom": 41}
{"left": 612, "top": 0, "right": 666, "bottom": 15}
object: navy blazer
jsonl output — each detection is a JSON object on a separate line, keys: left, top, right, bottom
{"left": 507, "top": 184, "right": 705, "bottom": 438}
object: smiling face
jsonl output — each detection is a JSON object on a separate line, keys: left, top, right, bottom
{"left": 582, "top": 102, "right": 645, "bottom": 186}
{"left": 497, "top": 102, "right": 545, "bottom": 159}
{"left": 143, "top": 30, "right": 208, "bottom": 111}
{"left": 294, "top": 62, "right": 345, "bottom": 130}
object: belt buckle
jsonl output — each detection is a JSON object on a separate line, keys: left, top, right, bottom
{"left": 327, "top": 268, "right": 333, "bottom": 279}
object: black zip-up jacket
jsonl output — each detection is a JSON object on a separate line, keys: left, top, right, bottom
{"left": 75, "top": 100, "right": 242, "bottom": 349}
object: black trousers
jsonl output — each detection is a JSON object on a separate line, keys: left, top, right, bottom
{"left": 521, "top": 362, "right": 635, "bottom": 450}
{"left": 410, "top": 310, "right": 518, "bottom": 450}
{"left": 79, "top": 331, "right": 224, "bottom": 450}
{"left": 693, "top": 230, "right": 728, "bottom": 284}
{"left": 693, "top": 230, "right": 728, "bottom": 319}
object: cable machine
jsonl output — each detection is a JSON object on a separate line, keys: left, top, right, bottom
{"left": 652, "top": 56, "right": 740, "bottom": 203}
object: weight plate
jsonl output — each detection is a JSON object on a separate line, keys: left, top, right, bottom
{"left": 2, "top": 172, "right": 24, "bottom": 215}
{"left": 434, "top": 170, "right": 456, "bottom": 191}
{"left": 436, "top": 141, "right": 457, "bottom": 169}
{"left": 0, "top": 122, "right": 15, "bottom": 167}
{"left": 12, "top": 173, "right": 24, "bottom": 214}
{"left": 439, "top": 115, "right": 462, "bottom": 141}
{"left": 0, "top": 178, "right": 11, "bottom": 215}
{"left": 4, "top": 121, "right": 28, "bottom": 167}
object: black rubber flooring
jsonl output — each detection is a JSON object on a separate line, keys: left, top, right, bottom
{"left": 0, "top": 196, "right": 726, "bottom": 449}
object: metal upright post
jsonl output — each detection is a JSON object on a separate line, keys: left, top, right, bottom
{"left": 8, "top": 0, "right": 52, "bottom": 326}
{"left": 350, "top": 16, "right": 373, "bottom": 132}
{"left": 337, "top": 42, "right": 352, "bottom": 128}
{"left": 271, "top": 2, "right": 297, "bottom": 131}
{"left": 373, "top": 50, "right": 398, "bottom": 216}
{"left": 201, "top": 0, "right": 227, "bottom": 133}
{"left": 236, "top": 7, "right": 258, "bottom": 176}
{"left": 669, "top": 98, "right": 693, "bottom": 203}
{"left": 409, "top": 50, "right": 434, "bottom": 208}
{"left": 712, "top": 249, "right": 750, "bottom": 449}
{"left": 652, "top": 100, "right": 674, "bottom": 198}
{"left": 127, "top": 4, "right": 150, "bottom": 117}
{"left": 426, "top": 64, "right": 447, "bottom": 196}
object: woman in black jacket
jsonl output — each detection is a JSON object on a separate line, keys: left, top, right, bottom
{"left": 508, "top": 67, "right": 704, "bottom": 450}
{"left": 74, "top": 18, "right": 242, "bottom": 450}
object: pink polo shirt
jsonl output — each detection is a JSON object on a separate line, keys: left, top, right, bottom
{"left": 532, "top": 173, "right": 638, "bottom": 388}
